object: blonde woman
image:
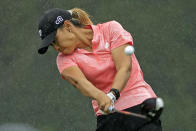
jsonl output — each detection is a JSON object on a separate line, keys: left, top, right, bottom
{"left": 38, "top": 8, "right": 162, "bottom": 131}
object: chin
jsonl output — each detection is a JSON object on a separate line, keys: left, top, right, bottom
{"left": 62, "top": 51, "right": 74, "bottom": 55}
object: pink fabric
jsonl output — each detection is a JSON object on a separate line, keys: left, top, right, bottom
{"left": 56, "top": 21, "right": 156, "bottom": 116}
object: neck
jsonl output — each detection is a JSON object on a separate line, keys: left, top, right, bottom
{"left": 74, "top": 27, "right": 93, "bottom": 49}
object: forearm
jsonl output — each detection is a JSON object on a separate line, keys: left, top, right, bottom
{"left": 112, "top": 67, "right": 130, "bottom": 92}
{"left": 67, "top": 77, "right": 103, "bottom": 100}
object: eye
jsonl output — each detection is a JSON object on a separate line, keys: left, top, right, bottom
{"left": 50, "top": 43, "right": 54, "bottom": 47}
{"left": 50, "top": 42, "right": 55, "bottom": 47}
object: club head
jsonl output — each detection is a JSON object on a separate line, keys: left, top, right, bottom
{"left": 141, "top": 97, "right": 164, "bottom": 120}
{"left": 156, "top": 97, "right": 164, "bottom": 110}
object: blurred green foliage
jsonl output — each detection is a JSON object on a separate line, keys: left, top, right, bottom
{"left": 0, "top": 0, "right": 195, "bottom": 130}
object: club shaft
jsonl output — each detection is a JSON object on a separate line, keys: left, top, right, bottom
{"left": 114, "top": 109, "right": 148, "bottom": 119}
{"left": 108, "top": 106, "right": 149, "bottom": 120}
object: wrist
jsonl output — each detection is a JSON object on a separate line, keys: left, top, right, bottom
{"left": 107, "top": 92, "right": 116, "bottom": 103}
{"left": 110, "top": 88, "right": 120, "bottom": 100}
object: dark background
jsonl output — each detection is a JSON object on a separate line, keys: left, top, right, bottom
{"left": 0, "top": 0, "right": 196, "bottom": 130}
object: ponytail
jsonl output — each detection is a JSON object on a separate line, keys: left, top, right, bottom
{"left": 70, "top": 8, "right": 93, "bottom": 26}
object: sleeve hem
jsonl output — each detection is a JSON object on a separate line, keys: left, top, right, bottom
{"left": 59, "top": 65, "right": 78, "bottom": 80}
{"left": 111, "top": 41, "right": 133, "bottom": 50}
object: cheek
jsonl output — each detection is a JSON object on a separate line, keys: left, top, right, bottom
{"left": 66, "top": 35, "right": 77, "bottom": 48}
{"left": 70, "top": 34, "right": 77, "bottom": 44}
{"left": 61, "top": 34, "right": 76, "bottom": 46}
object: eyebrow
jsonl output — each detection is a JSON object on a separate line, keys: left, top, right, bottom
{"left": 50, "top": 43, "right": 54, "bottom": 47}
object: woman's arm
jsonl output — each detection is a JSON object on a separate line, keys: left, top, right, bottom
{"left": 61, "top": 66, "right": 113, "bottom": 112}
{"left": 111, "top": 44, "right": 132, "bottom": 92}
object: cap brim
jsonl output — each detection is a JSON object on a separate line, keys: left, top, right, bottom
{"left": 38, "top": 31, "right": 56, "bottom": 54}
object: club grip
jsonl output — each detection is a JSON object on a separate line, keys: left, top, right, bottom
{"left": 108, "top": 106, "right": 115, "bottom": 112}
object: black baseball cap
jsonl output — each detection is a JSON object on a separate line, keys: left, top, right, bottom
{"left": 38, "top": 8, "right": 72, "bottom": 54}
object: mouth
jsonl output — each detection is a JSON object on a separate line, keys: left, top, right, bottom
{"left": 58, "top": 48, "right": 65, "bottom": 52}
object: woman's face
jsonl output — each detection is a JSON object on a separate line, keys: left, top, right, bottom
{"left": 52, "top": 26, "right": 77, "bottom": 55}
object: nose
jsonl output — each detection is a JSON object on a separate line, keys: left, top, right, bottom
{"left": 56, "top": 47, "right": 61, "bottom": 52}
{"left": 54, "top": 46, "right": 62, "bottom": 52}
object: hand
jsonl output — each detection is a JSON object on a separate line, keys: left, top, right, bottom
{"left": 96, "top": 92, "right": 114, "bottom": 114}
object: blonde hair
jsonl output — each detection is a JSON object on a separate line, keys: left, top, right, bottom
{"left": 70, "top": 8, "right": 93, "bottom": 25}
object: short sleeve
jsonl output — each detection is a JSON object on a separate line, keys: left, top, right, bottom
{"left": 56, "top": 53, "right": 77, "bottom": 74}
{"left": 109, "top": 21, "right": 133, "bottom": 50}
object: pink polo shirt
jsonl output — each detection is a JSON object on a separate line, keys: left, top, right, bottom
{"left": 56, "top": 21, "right": 156, "bottom": 116}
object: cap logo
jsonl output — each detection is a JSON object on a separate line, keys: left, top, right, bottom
{"left": 39, "top": 29, "right": 42, "bottom": 37}
{"left": 55, "top": 16, "right": 64, "bottom": 25}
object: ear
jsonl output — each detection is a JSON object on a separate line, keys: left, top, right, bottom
{"left": 63, "top": 20, "right": 73, "bottom": 31}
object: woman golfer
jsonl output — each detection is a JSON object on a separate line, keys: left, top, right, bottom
{"left": 38, "top": 8, "right": 162, "bottom": 131}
